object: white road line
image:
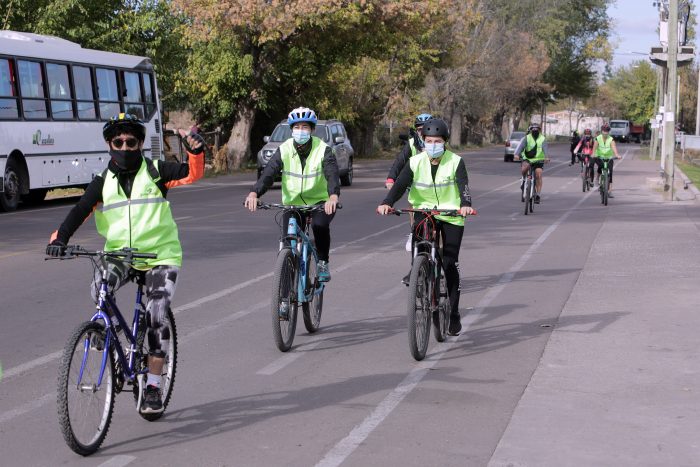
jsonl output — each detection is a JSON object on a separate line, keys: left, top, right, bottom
{"left": 0, "top": 393, "right": 53, "bottom": 424}
{"left": 96, "top": 455, "right": 137, "bottom": 467}
{"left": 256, "top": 341, "right": 323, "bottom": 376}
{"left": 315, "top": 189, "right": 595, "bottom": 467}
{"left": 2, "top": 350, "right": 63, "bottom": 379}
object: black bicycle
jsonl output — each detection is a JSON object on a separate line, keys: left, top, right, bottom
{"left": 598, "top": 157, "right": 613, "bottom": 205}
{"left": 577, "top": 153, "right": 593, "bottom": 192}
{"left": 389, "top": 208, "right": 475, "bottom": 361}
{"left": 50, "top": 247, "right": 177, "bottom": 455}
{"left": 521, "top": 161, "right": 536, "bottom": 215}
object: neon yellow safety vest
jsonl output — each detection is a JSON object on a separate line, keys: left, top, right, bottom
{"left": 279, "top": 136, "right": 330, "bottom": 206}
{"left": 408, "top": 150, "right": 464, "bottom": 226}
{"left": 94, "top": 159, "right": 182, "bottom": 270}
{"left": 523, "top": 133, "right": 546, "bottom": 161}
{"left": 595, "top": 134, "right": 614, "bottom": 159}
{"left": 408, "top": 138, "right": 417, "bottom": 157}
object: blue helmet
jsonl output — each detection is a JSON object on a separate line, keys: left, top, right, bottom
{"left": 414, "top": 113, "right": 433, "bottom": 127}
{"left": 287, "top": 107, "right": 318, "bottom": 127}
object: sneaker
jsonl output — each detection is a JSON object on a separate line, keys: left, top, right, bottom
{"left": 405, "top": 234, "right": 412, "bottom": 252}
{"left": 318, "top": 260, "right": 331, "bottom": 282}
{"left": 448, "top": 316, "right": 462, "bottom": 336}
{"left": 401, "top": 272, "right": 410, "bottom": 287}
{"left": 141, "top": 385, "right": 164, "bottom": 413}
{"left": 534, "top": 194, "right": 541, "bottom": 204}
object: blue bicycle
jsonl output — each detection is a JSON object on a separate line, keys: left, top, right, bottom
{"left": 52, "top": 247, "right": 177, "bottom": 455}
{"left": 258, "top": 202, "right": 335, "bottom": 351}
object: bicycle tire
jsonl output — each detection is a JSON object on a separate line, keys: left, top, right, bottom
{"left": 582, "top": 171, "right": 587, "bottom": 192}
{"left": 133, "top": 307, "right": 178, "bottom": 421}
{"left": 271, "top": 248, "right": 298, "bottom": 351}
{"left": 407, "top": 255, "right": 431, "bottom": 361}
{"left": 603, "top": 172, "right": 610, "bottom": 206}
{"left": 302, "top": 255, "right": 324, "bottom": 333}
{"left": 528, "top": 180, "right": 535, "bottom": 213}
{"left": 57, "top": 321, "right": 115, "bottom": 456}
{"left": 600, "top": 172, "right": 607, "bottom": 205}
{"left": 433, "top": 273, "right": 448, "bottom": 342}
{"left": 524, "top": 178, "right": 531, "bottom": 215}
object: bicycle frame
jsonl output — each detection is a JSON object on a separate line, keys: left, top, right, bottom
{"left": 282, "top": 213, "right": 324, "bottom": 304}
{"left": 80, "top": 268, "right": 147, "bottom": 389}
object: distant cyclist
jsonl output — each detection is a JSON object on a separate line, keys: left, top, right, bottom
{"left": 514, "top": 123, "right": 550, "bottom": 204}
{"left": 377, "top": 118, "right": 474, "bottom": 336}
{"left": 385, "top": 113, "right": 433, "bottom": 189}
{"left": 46, "top": 113, "right": 205, "bottom": 413}
{"left": 591, "top": 123, "right": 622, "bottom": 197}
{"left": 245, "top": 106, "right": 340, "bottom": 281}
{"left": 574, "top": 128, "right": 595, "bottom": 182}
{"left": 569, "top": 130, "right": 581, "bottom": 166}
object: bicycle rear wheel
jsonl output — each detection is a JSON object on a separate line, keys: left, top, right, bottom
{"left": 433, "top": 272, "right": 449, "bottom": 343}
{"left": 133, "top": 307, "right": 178, "bottom": 421}
{"left": 302, "top": 256, "right": 324, "bottom": 333}
{"left": 271, "top": 248, "right": 298, "bottom": 351}
{"left": 523, "top": 178, "right": 531, "bottom": 215}
{"left": 407, "top": 255, "right": 431, "bottom": 361}
{"left": 57, "top": 321, "right": 115, "bottom": 456}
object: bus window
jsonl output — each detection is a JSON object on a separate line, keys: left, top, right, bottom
{"left": 122, "top": 71, "right": 144, "bottom": 119}
{"left": 46, "top": 63, "right": 74, "bottom": 120}
{"left": 96, "top": 67, "right": 120, "bottom": 119}
{"left": 143, "top": 73, "right": 156, "bottom": 118}
{"left": 17, "top": 60, "right": 47, "bottom": 119}
{"left": 0, "top": 58, "right": 19, "bottom": 119}
{"left": 73, "top": 65, "right": 96, "bottom": 120}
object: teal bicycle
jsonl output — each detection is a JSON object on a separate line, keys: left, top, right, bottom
{"left": 259, "top": 202, "right": 340, "bottom": 351}
{"left": 598, "top": 157, "right": 613, "bottom": 206}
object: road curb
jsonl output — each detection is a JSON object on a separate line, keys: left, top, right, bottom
{"left": 674, "top": 163, "right": 700, "bottom": 200}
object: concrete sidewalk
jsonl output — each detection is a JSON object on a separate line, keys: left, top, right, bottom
{"left": 489, "top": 151, "right": 700, "bottom": 466}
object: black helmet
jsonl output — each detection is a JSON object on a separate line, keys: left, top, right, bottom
{"left": 529, "top": 123, "right": 541, "bottom": 132}
{"left": 421, "top": 118, "right": 449, "bottom": 139}
{"left": 103, "top": 113, "right": 146, "bottom": 142}
{"left": 601, "top": 123, "right": 611, "bottom": 132}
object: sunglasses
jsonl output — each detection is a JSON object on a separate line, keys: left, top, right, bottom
{"left": 110, "top": 137, "right": 139, "bottom": 149}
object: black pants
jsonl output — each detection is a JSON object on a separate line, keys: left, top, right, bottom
{"left": 412, "top": 213, "right": 464, "bottom": 319}
{"left": 282, "top": 208, "right": 335, "bottom": 262}
{"left": 595, "top": 158, "right": 615, "bottom": 183}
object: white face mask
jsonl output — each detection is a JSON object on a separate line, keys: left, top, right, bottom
{"left": 292, "top": 129, "right": 311, "bottom": 144}
{"left": 425, "top": 142, "right": 445, "bottom": 159}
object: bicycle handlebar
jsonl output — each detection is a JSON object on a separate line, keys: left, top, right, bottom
{"left": 48, "top": 246, "right": 157, "bottom": 261}
{"left": 389, "top": 208, "right": 477, "bottom": 217}
{"left": 256, "top": 201, "right": 343, "bottom": 211}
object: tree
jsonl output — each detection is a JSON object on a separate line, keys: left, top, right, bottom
{"left": 595, "top": 61, "right": 656, "bottom": 123}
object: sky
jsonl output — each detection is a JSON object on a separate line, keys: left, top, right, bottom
{"left": 607, "top": 0, "right": 661, "bottom": 69}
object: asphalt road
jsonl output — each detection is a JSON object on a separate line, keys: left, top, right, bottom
{"left": 0, "top": 143, "right": 686, "bottom": 466}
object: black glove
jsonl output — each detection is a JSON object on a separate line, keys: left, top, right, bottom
{"left": 182, "top": 133, "right": 205, "bottom": 155}
{"left": 46, "top": 239, "right": 66, "bottom": 257}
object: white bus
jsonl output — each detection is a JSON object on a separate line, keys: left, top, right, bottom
{"left": 0, "top": 30, "right": 164, "bottom": 211}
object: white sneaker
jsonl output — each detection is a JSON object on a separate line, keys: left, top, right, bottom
{"left": 405, "top": 233, "right": 412, "bottom": 252}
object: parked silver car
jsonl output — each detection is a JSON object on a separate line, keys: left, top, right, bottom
{"left": 504, "top": 131, "right": 526, "bottom": 162}
{"left": 257, "top": 120, "right": 354, "bottom": 186}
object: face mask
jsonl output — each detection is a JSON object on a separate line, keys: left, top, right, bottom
{"left": 425, "top": 142, "right": 445, "bottom": 159}
{"left": 110, "top": 149, "right": 143, "bottom": 171}
{"left": 292, "top": 129, "right": 311, "bottom": 145}
{"left": 531, "top": 130, "right": 540, "bottom": 138}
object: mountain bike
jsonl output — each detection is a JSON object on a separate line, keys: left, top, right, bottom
{"left": 389, "top": 208, "right": 476, "bottom": 361}
{"left": 50, "top": 247, "right": 177, "bottom": 456}
{"left": 259, "top": 202, "right": 340, "bottom": 352}
{"left": 598, "top": 158, "right": 613, "bottom": 205}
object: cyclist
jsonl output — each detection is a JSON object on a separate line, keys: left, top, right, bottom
{"left": 591, "top": 123, "right": 622, "bottom": 196}
{"left": 573, "top": 128, "right": 596, "bottom": 183}
{"left": 514, "top": 123, "right": 550, "bottom": 204}
{"left": 45, "top": 113, "right": 205, "bottom": 413}
{"left": 245, "top": 106, "right": 340, "bottom": 281}
{"left": 385, "top": 113, "right": 432, "bottom": 189}
{"left": 569, "top": 130, "right": 581, "bottom": 166}
{"left": 377, "top": 118, "right": 474, "bottom": 336}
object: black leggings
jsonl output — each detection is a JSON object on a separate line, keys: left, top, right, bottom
{"left": 282, "top": 208, "right": 335, "bottom": 262}
{"left": 412, "top": 213, "right": 464, "bottom": 318}
{"left": 595, "top": 158, "right": 615, "bottom": 183}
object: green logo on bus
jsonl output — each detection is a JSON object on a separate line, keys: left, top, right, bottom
{"left": 33, "top": 130, "right": 55, "bottom": 146}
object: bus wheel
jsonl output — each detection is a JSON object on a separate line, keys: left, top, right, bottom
{"left": 0, "top": 159, "right": 22, "bottom": 212}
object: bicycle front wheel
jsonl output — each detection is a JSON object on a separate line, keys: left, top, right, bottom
{"left": 407, "top": 255, "right": 431, "bottom": 361}
{"left": 302, "top": 256, "right": 324, "bottom": 333}
{"left": 523, "top": 179, "right": 531, "bottom": 215}
{"left": 57, "top": 321, "right": 115, "bottom": 456}
{"left": 603, "top": 173, "right": 610, "bottom": 206}
{"left": 133, "top": 307, "right": 178, "bottom": 421}
{"left": 271, "top": 248, "right": 298, "bottom": 351}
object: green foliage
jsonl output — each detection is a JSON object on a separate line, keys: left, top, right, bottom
{"left": 599, "top": 61, "right": 656, "bottom": 123}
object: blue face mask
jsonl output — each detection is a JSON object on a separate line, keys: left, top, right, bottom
{"left": 425, "top": 142, "right": 445, "bottom": 159}
{"left": 292, "top": 129, "right": 311, "bottom": 145}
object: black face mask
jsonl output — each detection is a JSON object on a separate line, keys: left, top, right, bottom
{"left": 109, "top": 149, "right": 143, "bottom": 172}
{"left": 531, "top": 131, "right": 540, "bottom": 139}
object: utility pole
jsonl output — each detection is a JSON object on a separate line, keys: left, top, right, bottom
{"left": 696, "top": 64, "right": 700, "bottom": 135}
{"left": 662, "top": 0, "right": 678, "bottom": 196}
